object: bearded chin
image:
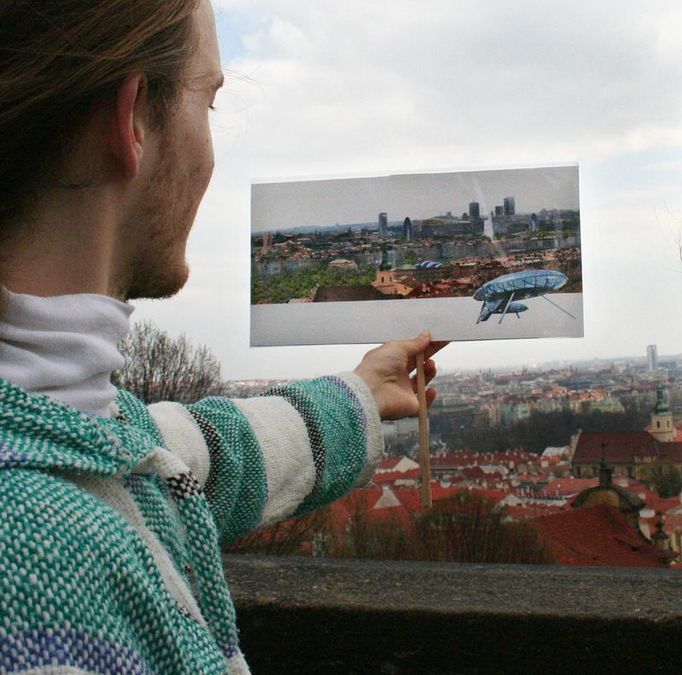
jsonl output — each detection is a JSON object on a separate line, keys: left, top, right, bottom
{"left": 126, "top": 259, "right": 190, "bottom": 301}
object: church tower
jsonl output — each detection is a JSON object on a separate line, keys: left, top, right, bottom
{"left": 650, "top": 385, "right": 675, "bottom": 443}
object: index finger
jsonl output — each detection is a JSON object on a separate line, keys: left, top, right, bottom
{"left": 405, "top": 335, "right": 449, "bottom": 371}
{"left": 423, "top": 340, "right": 449, "bottom": 360}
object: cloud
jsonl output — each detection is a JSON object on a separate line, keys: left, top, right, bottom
{"left": 131, "top": 2, "right": 682, "bottom": 379}
{"left": 213, "top": 0, "right": 682, "bottom": 171}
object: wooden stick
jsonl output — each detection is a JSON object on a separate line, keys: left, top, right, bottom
{"left": 416, "top": 352, "right": 432, "bottom": 508}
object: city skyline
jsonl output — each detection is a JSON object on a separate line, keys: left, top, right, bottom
{"left": 251, "top": 198, "right": 575, "bottom": 236}
{"left": 251, "top": 165, "right": 579, "bottom": 234}
{"left": 225, "top": 345, "right": 682, "bottom": 380}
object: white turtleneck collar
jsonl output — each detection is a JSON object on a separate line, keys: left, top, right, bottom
{"left": 0, "top": 286, "right": 134, "bottom": 418}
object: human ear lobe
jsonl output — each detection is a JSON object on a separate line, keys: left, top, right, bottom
{"left": 109, "top": 74, "right": 148, "bottom": 180}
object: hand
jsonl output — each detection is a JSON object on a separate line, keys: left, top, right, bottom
{"left": 354, "top": 331, "right": 448, "bottom": 420}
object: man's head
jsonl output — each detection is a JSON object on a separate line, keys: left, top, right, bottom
{"left": 0, "top": 0, "right": 223, "bottom": 301}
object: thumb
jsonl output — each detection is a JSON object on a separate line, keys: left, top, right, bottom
{"left": 401, "top": 331, "right": 432, "bottom": 359}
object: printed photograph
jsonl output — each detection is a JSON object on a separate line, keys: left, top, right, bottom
{"left": 251, "top": 165, "right": 583, "bottom": 346}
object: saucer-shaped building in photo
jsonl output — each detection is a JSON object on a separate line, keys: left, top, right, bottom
{"left": 473, "top": 269, "right": 572, "bottom": 324}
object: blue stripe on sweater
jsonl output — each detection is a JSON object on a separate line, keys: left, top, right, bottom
{"left": 0, "top": 628, "right": 153, "bottom": 674}
{"left": 0, "top": 443, "right": 29, "bottom": 466}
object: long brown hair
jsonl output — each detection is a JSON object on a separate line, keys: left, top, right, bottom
{"left": 0, "top": 0, "right": 200, "bottom": 230}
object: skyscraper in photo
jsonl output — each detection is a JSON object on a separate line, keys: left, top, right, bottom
{"left": 469, "top": 201, "right": 480, "bottom": 222}
{"left": 402, "top": 217, "right": 412, "bottom": 242}
{"left": 647, "top": 344, "right": 658, "bottom": 372}
{"left": 378, "top": 212, "right": 388, "bottom": 237}
{"left": 503, "top": 196, "right": 516, "bottom": 216}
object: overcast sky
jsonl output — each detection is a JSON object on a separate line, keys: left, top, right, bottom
{"left": 251, "top": 165, "right": 579, "bottom": 232}
{"left": 132, "top": 0, "right": 682, "bottom": 380}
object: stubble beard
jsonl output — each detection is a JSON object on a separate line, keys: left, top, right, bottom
{"left": 124, "top": 135, "right": 195, "bottom": 302}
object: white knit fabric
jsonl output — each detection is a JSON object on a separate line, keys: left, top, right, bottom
{"left": 148, "top": 401, "right": 211, "bottom": 486}
{"left": 227, "top": 652, "right": 252, "bottom": 675}
{"left": 232, "top": 396, "right": 316, "bottom": 527}
{"left": 0, "top": 286, "right": 132, "bottom": 418}
{"left": 336, "top": 372, "right": 385, "bottom": 485}
{"left": 144, "top": 375, "right": 384, "bottom": 529}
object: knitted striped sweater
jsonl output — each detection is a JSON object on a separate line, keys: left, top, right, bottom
{"left": 0, "top": 373, "right": 383, "bottom": 674}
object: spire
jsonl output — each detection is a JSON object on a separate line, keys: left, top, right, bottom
{"left": 379, "top": 247, "right": 391, "bottom": 271}
{"left": 650, "top": 385, "right": 675, "bottom": 442}
{"left": 598, "top": 455, "right": 612, "bottom": 487}
{"left": 654, "top": 385, "right": 669, "bottom": 414}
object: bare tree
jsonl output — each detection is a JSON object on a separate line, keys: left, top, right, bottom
{"left": 224, "top": 508, "right": 334, "bottom": 557}
{"left": 414, "top": 492, "right": 553, "bottom": 564}
{"left": 113, "top": 320, "right": 224, "bottom": 404}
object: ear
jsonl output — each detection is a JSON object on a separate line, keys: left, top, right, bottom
{"left": 108, "top": 75, "right": 149, "bottom": 181}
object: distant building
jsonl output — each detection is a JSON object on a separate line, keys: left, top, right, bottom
{"left": 494, "top": 205, "right": 504, "bottom": 217}
{"left": 571, "top": 460, "right": 644, "bottom": 530}
{"left": 503, "top": 196, "right": 516, "bottom": 216}
{"left": 372, "top": 269, "right": 415, "bottom": 297}
{"left": 468, "top": 201, "right": 480, "bottom": 222}
{"left": 570, "top": 390, "right": 682, "bottom": 479}
{"left": 402, "top": 217, "right": 412, "bottom": 242}
{"left": 536, "top": 503, "right": 668, "bottom": 567}
{"left": 650, "top": 385, "right": 675, "bottom": 443}
{"left": 327, "top": 258, "right": 358, "bottom": 272}
{"left": 647, "top": 344, "right": 658, "bottom": 372}
{"left": 378, "top": 212, "right": 388, "bottom": 237}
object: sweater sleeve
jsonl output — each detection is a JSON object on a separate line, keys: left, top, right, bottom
{"left": 147, "top": 372, "right": 384, "bottom": 546}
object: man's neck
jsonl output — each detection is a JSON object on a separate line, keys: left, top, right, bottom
{"left": 0, "top": 184, "right": 132, "bottom": 300}
{"left": 0, "top": 286, "right": 133, "bottom": 417}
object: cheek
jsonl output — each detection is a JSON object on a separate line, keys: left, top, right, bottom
{"left": 204, "top": 139, "right": 215, "bottom": 184}
{"left": 196, "top": 125, "right": 215, "bottom": 189}
{"left": 181, "top": 133, "right": 214, "bottom": 206}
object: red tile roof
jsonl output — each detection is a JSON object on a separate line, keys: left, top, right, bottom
{"left": 504, "top": 503, "right": 567, "bottom": 520}
{"left": 377, "top": 457, "right": 403, "bottom": 471}
{"left": 393, "top": 488, "right": 423, "bottom": 514}
{"left": 660, "top": 442, "right": 682, "bottom": 462}
{"left": 538, "top": 478, "right": 598, "bottom": 498}
{"left": 369, "top": 504, "right": 413, "bottom": 530}
{"left": 572, "top": 431, "right": 659, "bottom": 465}
{"left": 514, "top": 473, "right": 552, "bottom": 484}
{"left": 536, "top": 504, "right": 669, "bottom": 568}
{"left": 643, "top": 494, "right": 682, "bottom": 514}
{"left": 429, "top": 450, "right": 541, "bottom": 469}
{"left": 661, "top": 513, "right": 682, "bottom": 533}
{"left": 372, "top": 468, "right": 421, "bottom": 485}
{"left": 460, "top": 467, "right": 487, "bottom": 481}
{"left": 392, "top": 484, "right": 474, "bottom": 514}
{"left": 474, "top": 488, "right": 511, "bottom": 505}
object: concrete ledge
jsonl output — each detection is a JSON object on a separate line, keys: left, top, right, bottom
{"left": 224, "top": 554, "right": 682, "bottom": 674}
